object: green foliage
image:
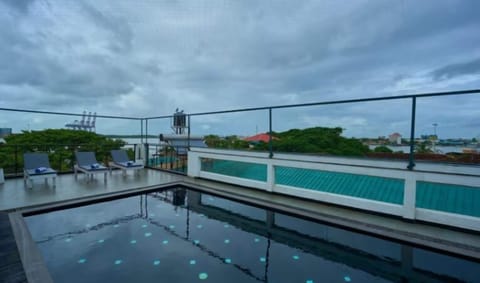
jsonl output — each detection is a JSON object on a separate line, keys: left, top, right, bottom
{"left": 415, "top": 141, "right": 433, "bottom": 154}
{"left": 204, "top": 134, "right": 250, "bottom": 150}
{"left": 373, "top": 145, "right": 393, "bottom": 153}
{"left": 206, "top": 127, "right": 370, "bottom": 156}
{"left": 0, "top": 129, "right": 125, "bottom": 174}
{"left": 267, "top": 127, "right": 369, "bottom": 156}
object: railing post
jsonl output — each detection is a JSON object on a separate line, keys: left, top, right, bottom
{"left": 403, "top": 172, "right": 416, "bottom": 219}
{"left": 140, "top": 119, "right": 144, "bottom": 144}
{"left": 59, "top": 146, "right": 63, "bottom": 172}
{"left": 71, "top": 147, "right": 75, "bottom": 171}
{"left": 407, "top": 97, "right": 416, "bottom": 170}
{"left": 268, "top": 108, "right": 273, "bottom": 158}
{"left": 133, "top": 143, "right": 137, "bottom": 162}
{"left": 15, "top": 145, "right": 18, "bottom": 176}
{"left": 144, "top": 143, "right": 149, "bottom": 166}
{"left": 187, "top": 115, "right": 191, "bottom": 149}
{"left": 145, "top": 118, "right": 149, "bottom": 144}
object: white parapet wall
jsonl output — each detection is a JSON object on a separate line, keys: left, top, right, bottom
{"left": 188, "top": 147, "right": 480, "bottom": 232}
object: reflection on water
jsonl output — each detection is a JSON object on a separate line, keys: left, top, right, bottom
{"left": 25, "top": 188, "right": 480, "bottom": 283}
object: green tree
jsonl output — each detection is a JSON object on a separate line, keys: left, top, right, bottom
{"left": 415, "top": 141, "right": 433, "bottom": 154}
{"left": 251, "top": 127, "right": 369, "bottom": 156}
{"left": 373, "top": 145, "right": 393, "bottom": 153}
{"left": 205, "top": 127, "right": 370, "bottom": 156}
{"left": 203, "top": 134, "right": 249, "bottom": 150}
{"left": 0, "top": 129, "right": 125, "bottom": 174}
{"left": 204, "top": 135, "right": 222, "bottom": 147}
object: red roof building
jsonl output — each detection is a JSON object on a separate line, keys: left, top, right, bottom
{"left": 244, "top": 133, "right": 277, "bottom": 143}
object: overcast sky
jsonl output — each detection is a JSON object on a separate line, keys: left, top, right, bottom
{"left": 1, "top": 0, "right": 479, "bottom": 139}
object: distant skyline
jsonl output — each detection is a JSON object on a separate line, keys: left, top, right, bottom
{"left": 1, "top": 0, "right": 479, "bottom": 138}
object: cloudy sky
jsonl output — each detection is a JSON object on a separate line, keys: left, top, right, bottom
{"left": 0, "top": 0, "right": 479, "bottom": 139}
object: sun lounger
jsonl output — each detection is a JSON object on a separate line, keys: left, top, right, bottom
{"left": 110, "top": 149, "right": 144, "bottom": 175}
{"left": 74, "top": 151, "right": 108, "bottom": 182}
{"left": 23, "top": 153, "right": 57, "bottom": 188}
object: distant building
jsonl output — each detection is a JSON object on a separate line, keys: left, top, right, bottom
{"left": 0, "top": 128, "right": 12, "bottom": 138}
{"left": 159, "top": 134, "right": 206, "bottom": 155}
{"left": 244, "top": 133, "right": 278, "bottom": 143}
{"left": 388, "top": 133, "right": 402, "bottom": 145}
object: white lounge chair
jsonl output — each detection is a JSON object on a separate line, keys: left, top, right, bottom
{"left": 23, "top": 153, "right": 57, "bottom": 188}
{"left": 110, "top": 149, "right": 143, "bottom": 176}
{"left": 74, "top": 151, "right": 108, "bottom": 182}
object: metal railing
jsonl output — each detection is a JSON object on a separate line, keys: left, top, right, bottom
{"left": 1, "top": 89, "right": 479, "bottom": 176}
{"left": 145, "top": 143, "right": 188, "bottom": 174}
{"left": 142, "top": 89, "right": 480, "bottom": 169}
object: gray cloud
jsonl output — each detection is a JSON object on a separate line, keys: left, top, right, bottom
{"left": 0, "top": 0, "right": 479, "bottom": 138}
{"left": 1, "top": 0, "right": 35, "bottom": 13}
{"left": 431, "top": 58, "right": 480, "bottom": 81}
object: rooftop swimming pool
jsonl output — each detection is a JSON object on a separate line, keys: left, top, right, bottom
{"left": 25, "top": 187, "right": 480, "bottom": 283}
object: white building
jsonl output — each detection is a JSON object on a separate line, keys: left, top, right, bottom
{"left": 388, "top": 133, "right": 402, "bottom": 145}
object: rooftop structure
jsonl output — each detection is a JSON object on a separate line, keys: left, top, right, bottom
{"left": 172, "top": 109, "right": 187, "bottom": 135}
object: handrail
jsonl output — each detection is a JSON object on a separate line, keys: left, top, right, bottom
{"left": 144, "top": 89, "right": 480, "bottom": 169}
{"left": 146, "top": 89, "right": 480, "bottom": 119}
{"left": 1, "top": 89, "right": 478, "bottom": 120}
{"left": 1, "top": 89, "right": 479, "bottom": 171}
{"left": 0, "top": 107, "right": 140, "bottom": 120}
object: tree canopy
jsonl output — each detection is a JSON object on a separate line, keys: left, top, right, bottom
{"left": 259, "top": 127, "right": 369, "bottom": 156}
{"left": 204, "top": 127, "right": 370, "bottom": 156}
{"left": 0, "top": 129, "right": 125, "bottom": 174}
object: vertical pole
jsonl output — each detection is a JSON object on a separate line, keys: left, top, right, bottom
{"left": 187, "top": 115, "right": 191, "bottom": 148}
{"left": 145, "top": 119, "right": 149, "bottom": 166}
{"left": 15, "top": 145, "right": 18, "bottom": 176}
{"left": 140, "top": 119, "right": 144, "bottom": 144}
{"left": 407, "top": 97, "right": 416, "bottom": 170}
{"left": 145, "top": 119, "right": 149, "bottom": 144}
{"left": 268, "top": 108, "right": 273, "bottom": 158}
{"left": 185, "top": 115, "right": 191, "bottom": 173}
{"left": 139, "top": 119, "right": 144, "bottom": 163}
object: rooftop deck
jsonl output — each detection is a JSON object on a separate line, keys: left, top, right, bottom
{"left": 0, "top": 169, "right": 183, "bottom": 212}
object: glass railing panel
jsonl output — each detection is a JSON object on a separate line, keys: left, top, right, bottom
{"left": 272, "top": 99, "right": 412, "bottom": 162}
{"left": 147, "top": 143, "right": 187, "bottom": 173}
{"left": 415, "top": 95, "right": 480, "bottom": 165}
{"left": 190, "top": 110, "right": 270, "bottom": 153}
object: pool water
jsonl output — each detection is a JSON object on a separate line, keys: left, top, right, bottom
{"left": 25, "top": 188, "right": 480, "bottom": 283}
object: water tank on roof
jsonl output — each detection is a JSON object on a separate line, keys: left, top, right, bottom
{"left": 172, "top": 109, "right": 187, "bottom": 135}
